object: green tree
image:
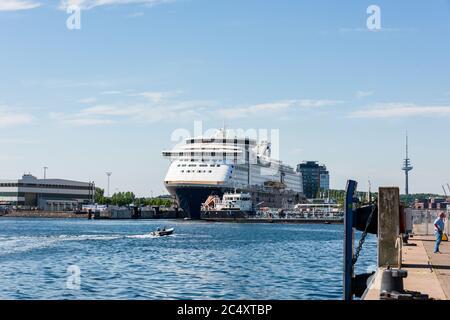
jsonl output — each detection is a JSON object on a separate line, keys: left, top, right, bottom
{"left": 99, "top": 191, "right": 173, "bottom": 207}
{"left": 111, "top": 191, "right": 136, "bottom": 206}
{"left": 94, "top": 187, "right": 106, "bottom": 204}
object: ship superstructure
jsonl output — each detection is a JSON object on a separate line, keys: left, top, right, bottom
{"left": 162, "top": 129, "right": 303, "bottom": 218}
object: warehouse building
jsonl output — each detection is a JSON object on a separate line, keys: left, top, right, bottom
{"left": 0, "top": 174, "right": 94, "bottom": 211}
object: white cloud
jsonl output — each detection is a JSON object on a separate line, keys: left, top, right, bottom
{"left": 59, "top": 0, "right": 174, "bottom": 10}
{"left": 220, "top": 99, "right": 343, "bottom": 119}
{"left": 50, "top": 112, "right": 115, "bottom": 126}
{"left": 0, "top": 112, "right": 33, "bottom": 127}
{"left": 55, "top": 92, "right": 343, "bottom": 125}
{"left": 0, "top": 0, "right": 40, "bottom": 11}
{"left": 298, "top": 99, "right": 344, "bottom": 108}
{"left": 219, "top": 101, "right": 295, "bottom": 119}
{"left": 100, "top": 90, "right": 123, "bottom": 95}
{"left": 78, "top": 97, "right": 97, "bottom": 104}
{"left": 130, "top": 91, "right": 178, "bottom": 103}
{"left": 50, "top": 102, "right": 207, "bottom": 126}
{"left": 355, "top": 90, "right": 374, "bottom": 98}
{"left": 349, "top": 103, "right": 450, "bottom": 118}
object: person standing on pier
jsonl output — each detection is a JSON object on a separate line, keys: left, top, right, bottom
{"left": 433, "top": 212, "right": 446, "bottom": 253}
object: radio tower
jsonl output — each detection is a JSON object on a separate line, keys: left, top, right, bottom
{"left": 402, "top": 132, "right": 413, "bottom": 197}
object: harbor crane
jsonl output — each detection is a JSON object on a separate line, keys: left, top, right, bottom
{"left": 443, "top": 185, "right": 448, "bottom": 197}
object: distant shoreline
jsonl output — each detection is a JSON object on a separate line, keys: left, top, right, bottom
{"left": 201, "top": 218, "right": 343, "bottom": 224}
{"left": 0, "top": 211, "right": 89, "bottom": 219}
{"left": 0, "top": 211, "right": 343, "bottom": 224}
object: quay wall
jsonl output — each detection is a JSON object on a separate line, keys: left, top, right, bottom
{"left": 0, "top": 210, "right": 341, "bottom": 224}
{"left": 202, "top": 218, "right": 343, "bottom": 224}
{"left": 1, "top": 211, "right": 88, "bottom": 218}
{"left": 0, "top": 208, "right": 187, "bottom": 220}
{"left": 95, "top": 208, "right": 187, "bottom": 220}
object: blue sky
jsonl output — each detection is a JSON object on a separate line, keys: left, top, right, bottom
{"left": 1, "top": 0, "right": 450, "bottom": 196}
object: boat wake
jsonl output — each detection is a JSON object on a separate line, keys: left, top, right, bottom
{"left": 0, "top": 236, "right": 59, "bottom": 255}
{"left": 126, "top": 234, "right": 158, "bottom": 239}
{"left": 58, "top": 234, "right": 122, "bottom": 241}
{"left": 0, "top": 232, "right": 170, "bottom": 255}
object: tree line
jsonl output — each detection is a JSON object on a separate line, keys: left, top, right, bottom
{"left": 94, "top": 188, "right": 173, "bottom": 207}
{"left": 323, "top": 189, "right": 442, "bottom": 206}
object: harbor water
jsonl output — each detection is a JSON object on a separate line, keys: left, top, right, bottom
{"left": 0, "top": 218, "right": 377, "bottom": 300}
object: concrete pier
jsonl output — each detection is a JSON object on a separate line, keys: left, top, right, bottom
{"left": 364, "top": 235, "right": 449, "bottom": 300}
{"left": 361, "top": 185, "right": 449, "bottom": 300}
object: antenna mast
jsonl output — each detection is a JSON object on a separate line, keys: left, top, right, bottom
{"left": 401, "top": 131, "right": 413, "bottom": 198}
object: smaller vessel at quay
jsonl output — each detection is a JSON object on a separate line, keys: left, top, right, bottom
{"left": 201, "top": 191, "right": 255, "bottom": 218}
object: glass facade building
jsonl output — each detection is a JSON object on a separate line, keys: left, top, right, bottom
{"left": 296, "top": 161, "right": 330, "bottom": 199}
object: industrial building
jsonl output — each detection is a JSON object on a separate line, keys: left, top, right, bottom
{"left": 414, "top": 197, "right": 449, "bottom": 210}
{"left": 0, "top": 174, "right": 94, "bottom": 211}
{"left": 297, "top": 161, "right": 330, "bottom": 199}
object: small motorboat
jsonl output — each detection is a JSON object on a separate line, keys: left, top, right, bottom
{"left": 151, "top": 228, "right": 174, "bottom": 237}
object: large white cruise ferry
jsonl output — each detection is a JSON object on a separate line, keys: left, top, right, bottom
{"left": 162, "top": 129, "right": 303, "bottom": 219}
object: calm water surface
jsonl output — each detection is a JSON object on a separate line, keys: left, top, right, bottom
{"left": 0, "top": 218, "right": 376, "bottom": 299}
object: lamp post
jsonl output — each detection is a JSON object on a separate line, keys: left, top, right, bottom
{"left": 106, "top": 172, "right": 112, "bottom": 197}
{"left": 43, "top": 166, "right": 48, "bottom": 179}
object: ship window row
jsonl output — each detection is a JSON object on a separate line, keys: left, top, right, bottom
{"left": 181, "top": 170, "right": 213, "bottom": 173}
{"left": 182, "top": 157, "right": 242, "bottom": 163}
{"left": 165, "top": 152, "right": 242, "bottom": 157}
{"left": 176, "top": 158, "right": 246, "bottom": 164}
{"left": 225, "top": 196, "right": 251, "bottom": 201}
{"left": 183, "top": 147, "right": 242, "bottom": 151}
{"left": 186, "top": 138, "right": 251, "bottom": 145}
{"left": 177, "top": 164, "right": 221, "bottom": 168}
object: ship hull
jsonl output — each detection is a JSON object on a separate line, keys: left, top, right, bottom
{"left": 166, "top": 185, "right": 225, "bottom": 219}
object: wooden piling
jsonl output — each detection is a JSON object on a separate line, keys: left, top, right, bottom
{"left": 378, "top": 187, "right": 400, "bottom": 268}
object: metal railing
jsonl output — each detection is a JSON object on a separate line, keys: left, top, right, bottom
{"left": 411, "top": 209, "right": 450, "bottom": 235}
{"left": 251, "top": 211, "right": 343, "bottom": 221}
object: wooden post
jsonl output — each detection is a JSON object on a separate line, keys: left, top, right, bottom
{"left": 378, "top": 187, "right": 400, "bottom": 268}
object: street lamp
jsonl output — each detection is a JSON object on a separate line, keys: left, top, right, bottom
{"left": 106, "top": 172, "right": 112, "bottom": 197}
{"left": 43, "top": 166, "right": 48, "bottom": 179}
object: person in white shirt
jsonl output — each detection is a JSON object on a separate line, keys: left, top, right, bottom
{"left": 433, "top": 212, "right": 446, "bottom": 253}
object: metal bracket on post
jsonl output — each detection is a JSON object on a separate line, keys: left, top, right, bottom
{"left": 343, "top": 179, "right": 357, "bottom": 300}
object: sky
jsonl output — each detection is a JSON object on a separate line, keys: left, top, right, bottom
{"left": 1, "top": 0, "right": 450, "bottom": 196}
